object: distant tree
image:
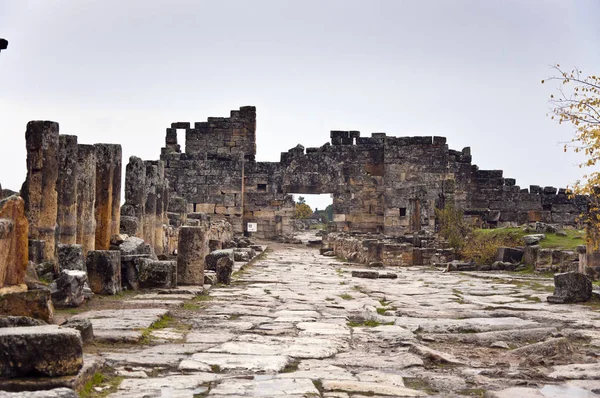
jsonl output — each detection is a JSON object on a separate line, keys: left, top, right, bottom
{"left": 297, "top": 196, "right": 306, "bottom": 205}
{"left": 295, "top": 203, "right": 313, "bottom": 219}
{"left": 543, "top": 65, "right": 600, "bottom": 243}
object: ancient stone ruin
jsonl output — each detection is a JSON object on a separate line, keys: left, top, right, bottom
{"left": 1, "top": 106, "right": 599, "bottom": 396}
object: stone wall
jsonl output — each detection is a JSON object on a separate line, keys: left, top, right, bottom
{"left": 139, "top": 106, "right": 587, "bottom": 240}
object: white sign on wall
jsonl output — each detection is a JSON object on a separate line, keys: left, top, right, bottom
{"left": 247, "top": 223, "right": 258, "bottom": 232}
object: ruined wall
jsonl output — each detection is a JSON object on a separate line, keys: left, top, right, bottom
{"left": 148, "top": 106, "right": 587, "bottom": 240}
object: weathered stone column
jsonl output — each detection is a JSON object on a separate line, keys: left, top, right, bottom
{"left": 177, "top": 226, "right": 207, "bottom": 285}
{"left": 123, "top": 156, "right": 146, "bottom": 237}
{"left": 94, "top": 144, "right": 115, "bottom": 250}
{"left": 143, "top": 161, "right": 158, "bottom": 248}
{"left": 57, "top": 135, "right": 78, "bottom": 245}
{"left": 22, "top": 121, "right": 59, "bottom": 263}
{"left": 76, "top": 145, "right": 96, "bottom": 256}
{"left": 0, "top": 196, "right": 29, "bottom": 287}
{"left": 154, "top": 161, "right": 165, "bottom": 256}
{"left": 110, "top": 145, "right": 122, "bottom": 238}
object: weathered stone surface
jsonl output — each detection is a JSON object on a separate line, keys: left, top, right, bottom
{"left": 110, "top": 145, "right": 122, "bottom": 239}
{"left": 137, "top": 259, "right": 176, "bottom": 289}
{"left": 57, "top": 244, "right": 84, "bottom": 272}
{"left": 0, "top": 388, "right": 78, "bottom": 397}
{"left": 523, "top": 234, "right": 545, "bottom": 245}
{"left": 22, "top": 121, "right": 59, "bottom": 264}
{"left": 50, "top": 270, "right": 87, "bottom": 308}
{"left": 61, "top": 318, "right": 93, "bottom": 344}
{"left": 0, "top": 289, "right": 54, "bottom": 322}
{"left": 216, "top": 256, "right": 233, "bottom": 285}
{"left": 0, "top": 196, "right": 28, "bottom": 287}
{"left": 57, "top": 135, "right": 78, "bottom": 245}
{"left": 86, "top": 250, "right": 121, "bottom": 295}
{"left": 75, "top": 144, "right": 96, "bottom": 256}
{"left": 351, "top": 270, "right": 379, "bottom": 279}
{"left": 205, "top": 249, "right": 234, "bottom": 271}
{"left": 496, "top": 247, "right": 524, "bottom": 263}
{"left": 121, "top": 156, "right": 145, "bottom": 238}
{"left": 547, "top": 271, "right": 592, "bottom": 303}
{"left": 0, "top": 325, "right": 83, "bottom": 377}
{"left": 94, "top": 144, "right": 120, "bottom": 251}
{"left": 0, "top": 316, "right": 45, "bottom": 328}
{"left": 177, "top": 226, "right": 207, "bottom": 285}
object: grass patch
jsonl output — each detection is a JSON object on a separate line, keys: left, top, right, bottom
{"left": 78, "top": 370, "right": 124, "bottom": 398}
{"left": 182, "top": 302, "right": 201, "bottom": 310}
{"left": 192, "top": 293, "right": 212, "bottom": 302}
{"left": 403, "top": 377, "right": 438, "bottom": 395}
{"left": 458, "top": 388, "right": 487, "bottom": 397}
{"left": 229, "top": 314, "right": 241, "bottom": 320}
{"left": 347, "top": 320, "right": 394, "bottom": 327}
{"left": 210, "top": 364, "right": 221, "bottom": 373}
{"left": 231, "top": 247, "right": 272, "bottom": 279}
{"left": 376, "top": 308, "right": 387, "bottom": 315}
{"left": 339, "top": 293, "right": 354, "bottom": 300}
{"left": 520, "top": 294, "right": 542, "bottom": 303}
{"left": 281, "top": 359, "right": 300, "bottom": 373}
{"left": 325, "top": 297, "right": 335, "bottom": 301}
{"left": 140, "top": 314, "right": 176, "bottom": 344}
{"left": 312, "top": 380, "right": 324, "bottom": 395}
{"left": 476, "top": 227, "right": 585, "bottom": 250}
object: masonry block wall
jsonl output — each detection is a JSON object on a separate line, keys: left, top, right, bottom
{"left": 148, "top": 106, "right": 587, "bottom": 240}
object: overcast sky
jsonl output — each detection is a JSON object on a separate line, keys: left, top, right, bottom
{"left": 1, "top": 0, "right": 598, "bottom": 210}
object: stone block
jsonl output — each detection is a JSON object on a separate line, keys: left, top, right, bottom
{"left": 60, "top": 318, "right": 94, "bottom": 344}
{"left": 496, "top": 247, "right": 524, "bottom": 264}
{"left": 0, "top": 316, "right": 45, "bottom": 328}
{"left": 0, "top": 289, "right": 54, "bottom": 323}
{"left": 0, "top": 325, "right": 83, "bottom": 377}
{"left": 86, "top": 250, "right": 122, "bottom": 295}
{"left": 205, "top": 249, "right": 234, "bottom": 271}
{"left": 547, "top": 272, "right": 592, "bottom": 304}
{"left": 523, "top": 245, "right": 539, "bottom": 266}
{"left": 216, "top": 256, "right": 233, "bottom": 285}
{"left": 57, "top": 244, "right": 85, "bottom": 272}
{"left": 137, "top": 259, "right": 177, "bottom": 289}
{"left": 351, "top": 270, "right": 379, "bottom": 279}
{"left": 177, "top": 226, "right": 207, "bottom": 285}
{"left": 50, "top": 270, "right": 87, "bottom": 308}
{"left": 119, "top": 216, "right": 139, "bottom": 236}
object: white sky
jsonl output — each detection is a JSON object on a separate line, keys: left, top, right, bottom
{"left": 0, "top": 0, "right": 598, "bottom": 211}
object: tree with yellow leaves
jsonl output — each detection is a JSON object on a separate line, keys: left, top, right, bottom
{"left": 543, "top": 65, "right": 600, "bottom": 243}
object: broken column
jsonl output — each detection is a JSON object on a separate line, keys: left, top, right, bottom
{"left": 143, "top": 161, "right": 158, "bottom": 249}
{"left": 177, "top": 226, "right": 208, "bottom": 285}
{"left": 57, "top": 135, "right": 79, "bottom": 245}
{"left": 94, "top": 144, "right": 121, "bottom": 250}
{"left": 111, "top": 144, "right": 122, "bottom": 238}
{"left": 86, "top": 250, "right": 121, "bottom": 295}
{"left": 0, "top": 196, "right": 29, "bottom": 287}
{"left": 76, "top": 144, "right": 96, "bottom": 256}
{"left": 154, "top": 160, "right": 165, "bottom": 256}
{"left": 22, "top": 120, "right": 59, "bottom": 263}
{"left": 121, "top": 156, "right": 146, "bottom": 237}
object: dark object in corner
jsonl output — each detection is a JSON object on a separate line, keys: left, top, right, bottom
{"left": 0, "top": 39, "right": 8, "bottom": 52}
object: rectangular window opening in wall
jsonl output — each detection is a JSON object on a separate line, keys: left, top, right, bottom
{"left": 193, "top": 203, "right": 197, "bottom": 212}
{"left": 177, "top": 129, "right": 186, "bottom": 153}
{"left": 257, "top": 184, "right": 267, "bottom": 192}
{"left": 400, "top": 207, "right": 407, "bottom": 217}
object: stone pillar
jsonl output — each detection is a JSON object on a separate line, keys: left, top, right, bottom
{"left": 0, "top": 196, "right": 29, "bottom": 287}
{"left": 177, "top": 226, "right": 207, "bottom": 285}
{"left": 110, "top": 145, "right": 122, "bottom": 238}
{"left": 86, "top": 250, "right": 121, "bottom": 295}
{"left": 57, "top": 135, "right": 78, "bottom": 245}
{"left": 123, "top": 156, "right": 146, "bottom": 237}
{"left": 154, "top": 161, "right": 165, "bottom": 256}
{"left": 94, "top": 144, "right": 115, "bottom": 250}
{"left": 143, "top": 161, "right": 158, "bottom": 248}
{"left": 76, "top": 145, "right": 96, "bottom": 256}
{"left": 23, "top": 121, "right": 59, "bottom": 263}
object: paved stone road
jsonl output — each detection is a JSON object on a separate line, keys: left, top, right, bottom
{"left": 95, "top": 239, "right": 600, "bottom": 397}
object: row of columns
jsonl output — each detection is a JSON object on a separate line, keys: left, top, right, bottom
{"left": 22, "top": 121, "right": 122, "bottom": 263}
{"left": 121, "top": 157, "right": 169, "bottom": 255}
